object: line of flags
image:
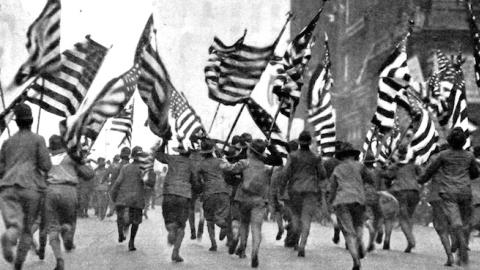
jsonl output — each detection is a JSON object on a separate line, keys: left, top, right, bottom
{"left": 3, "top": 0, "right": 480, "bottom": 167}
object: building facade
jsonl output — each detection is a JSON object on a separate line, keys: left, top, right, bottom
{"left": 291, "top": 0, "right": 480, "bottom": 147}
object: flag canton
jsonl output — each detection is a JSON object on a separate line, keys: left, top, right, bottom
{"left": 122, "top": 65, "right": 141, "bottom": 93}
{"left": 171, "top": 91, "right": 189, "bottom": 119}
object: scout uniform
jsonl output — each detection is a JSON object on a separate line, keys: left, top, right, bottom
{"left": 419, "top": 128, "right": 479, "bottom": 266}
{"left": 155, "top": 143, "right": 198, "bottom": 262}
{"left": 0, "top": 104, "right": 52, "bottom": 269}
{"left": 282, "top": 131, "right": 327, "bottom": 257}
{"left": 44, "top": 135, "right": 94, "bottom": 270}
{"left": 329, "top": 142, "right": 373, "bottom": 270}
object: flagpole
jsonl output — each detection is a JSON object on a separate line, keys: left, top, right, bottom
{"left": 286, "top": 101, "right": 296, "bottom": 141}
{"left": 222, "top": 103, "right": 246, "bottom": 151}
{"left": 0, "top": 78, "right": 11, "bottom": 137}
{"left": 267, "top": 98, "right": 285, "bottom": 142}
{"left": 208, "top": 103, "right": 221, "bottom": 134}
{"left": 361, "top": 125, "right": 378, "bottom": 162}
{"left": 36, "top": 78, "right": 45, "bottom": 134}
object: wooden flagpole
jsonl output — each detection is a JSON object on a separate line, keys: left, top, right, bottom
{"left": 222, "top": 103, "right": 246, "bottom": 151}
{"left": 208, "top": 103, "right": 221, "bottom": 134}
{"left": 35, "top": 78, "right": 45, "bottom": 134}
{"left": 266, "top": 98, "right": 285, "bottom": 142}
{"left": 0, "top": 78, "right": 11, "bottom": 137}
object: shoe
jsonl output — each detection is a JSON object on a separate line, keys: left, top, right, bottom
{"left": 209, "top": 245, "right": 217, "bottom": 252}
{"left": 14, "top": 262, "right": 23, "bottom": 270}
{"left": 37, "top": 246, "right": 45, "bottom": 260}
{"left": 367, "top": 244, "right": 375, "bottom": 252}
{"left": 352, "top": 265, "right": 360, "bottom": 270}
{"left": 332, "top": 234, "right": 340, "bottom": 244}
{"left": 228, "top": 239, "right": 239, "bottom": 255}
{"left": 190, "top": 230, "right": 196, "bottom": 240}
{"left": 358, "top": 245, "right": 366, "bottom": 259}
{"left": 172, "top": 254, "right": 184, "bottom": 263}
{"left": 382, "top": 242, "right": 390, "bottom": 250}
{"left": 128, "top": 241, "right": 136, "bottom": 251}
{"left": 404, "top": 243, "right": 415, "bottom": 253}
{"left": 236, "top": 247, "right": 246, "bottom": 258}
{"left": 375, "top": 231, "right": 383, "bottom": 244}
{"left": 219, "top": 228, "right": 227, "bottom": 241}
{"left": 118, "top": 234, "right": 126, "bottom": 243}
{"left": 1, "top": 232, "right": 14, "bottom": 263}
{"left": 297, "top": 248, "right": 305, "bottom": 257}
{"left": 251, "top": 255, "right": 259, "bottom": 268}
{"left": 54, "top": 258, "right": 65, "bottom": 270}
{"left": 276, "top": 229, "right": 284, "bottom": 241}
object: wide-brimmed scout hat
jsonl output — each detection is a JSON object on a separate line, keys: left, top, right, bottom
{"left": 224, "top": 145, "right": 242, "bottom": 158}
{"left": 48, "top": 135, "right": 65, "bottom": 155}
{"left": 131, "top": 146, "right": 143, "bottom": 158}
{"left": 232, "top": 135, "right": 247, "bottom": 149}
{"left": 120, "top": 147, "right": 131, "bottom": 159}
{"left": 248, "top": 139, "right": 267, "bottom": 157}
{"left": 336, "top": 142, "right": 360, "bottom": 159}
{"left": 172, "top": 144, "right": 189, "bottom": 154}
{"left": 298, "top": 130, "right": 312, "bottom": 145}
{"left": 199, "top": 139, "right": 215, "bottom": 154}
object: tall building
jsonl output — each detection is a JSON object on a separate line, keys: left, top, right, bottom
{"left": 292, "top": 0, "right": 480, "bottom": 147}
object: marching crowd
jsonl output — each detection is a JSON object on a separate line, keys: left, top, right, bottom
{"left": 0, "top": 104, "right": 480, "bottom": 270}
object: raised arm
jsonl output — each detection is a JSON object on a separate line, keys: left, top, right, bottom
{"left": 418, "top": 155, "right": 442, "bottom": 185}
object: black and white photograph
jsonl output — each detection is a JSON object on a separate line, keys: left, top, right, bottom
{"left": 0, "top": 0, "right": 480, "bottom": 269}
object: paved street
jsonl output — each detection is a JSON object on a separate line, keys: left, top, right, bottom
{"left": 1, "top": 208, "right": 479, "bottom": 270}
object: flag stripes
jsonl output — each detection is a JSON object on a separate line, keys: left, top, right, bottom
{"left": 170, "top": 89, "right": 206, "bottom": 141}
{"left": 371, "top": 43, "right": 411, "bottom": 134}
{"left": 25, "top": 37, "right": 108, "bottom": 117}
{"left": 135, "top": 16, "right": 171, "bottom": 138}
{"left": 14, "top": 0, "right": 61, "bottom": 86}
{"left": 60, "top": 65, "right": 140, "bottom": 158}
{"left": 272, "top": 11, "right": 320, "bottom": 117}
{"left": 408, "top": 108, "right": 439, "bottom": 164}
{"left": 111, "top": 103, "right": 134, "bottom": 146}
{"left": 307, "top": 36, "right": 336, "bottom": 156}
{"left": 205, "top": 33, "right": 276, "bottom": 105}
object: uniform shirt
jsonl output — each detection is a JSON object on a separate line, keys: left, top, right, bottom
{"left": 329, "top": 159, "right": 373, "bottom": 207}
{"left": 0, "top": 129, "right": 52, "bottom": 190}
{"left": 420, "top": 149, "right": 479, "bottom": 195}
{"left": 110, "top": 161, "right": 146, "bottom": 209}
{"left": 93, "top": 166, "right": 109, "bottom": 191}
{"left": 283, "top": 149, "right": 327, "bottom": 194}
{"left": 108, "top": 159, "right": 129, "bottom": 187}
{"left": 198, "top": 157, "right": 232, "bottom": 196}
{"left": 155, "top": 152, "right": 197, "bottom": 199}
{"left": 47, "top": 152, "right": 94, "bottom": 185}
{"left": 388, "top": 163, "right": 422, "bottom": 192}
{"left": 233, "top": 158, "right": 272, "bottom": 204}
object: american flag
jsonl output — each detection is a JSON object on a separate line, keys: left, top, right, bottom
{"left": 426, "top": 50, "right": 455, "bottom": 117}
{"left": 408, "top": 107, "right": 439, "bottom": 164}
{"left": 170, "top": 89, "right": 206, "bottom": 141}
{"left": 205, "top": 28, "right": 280, "bottom": 105}
{"left": 135, "top": 15, "right": 172, "bottom": 139}
{"left": 272, "top": 9, "right": 322, "bottom": 117}
{"left": 361, "top": 125, "right": 379, "bottom": 159}
{"left": 13, "top": 0, "right": 61, "bottom": 86}
{"left": 371, "top": 39, "right": 411, "bottom": 134}
{"left": 245, "top": 97, "right": 287, "bottom": 155}
{"left": 467, "top": 1, "right": 480, "bottom": 87}
{"left": 441, "top": 68, "right": 471, "bottom": 149}
{"left": 307, "top": 34, "right": 336, "bottom": 156}
{"left": 24, "top": 36, "right": 108, "bottom": 117}
{"left": 111, "top": 103, "right": 134, "bottom": 147}
{"left": 60, "top": 65, "right": 140, "bottom": 159}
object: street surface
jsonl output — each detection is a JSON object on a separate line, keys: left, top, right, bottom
{"left": 1, "top": 208, "right": 479, "bottom": 270}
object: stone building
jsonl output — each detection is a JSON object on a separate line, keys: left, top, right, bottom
{"left": 292, "top": 0, "right": 480, "bottom": 147}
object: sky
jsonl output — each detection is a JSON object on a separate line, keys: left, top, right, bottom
{"left": 0, "top": 0, "right": 304, "bottom": 160}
